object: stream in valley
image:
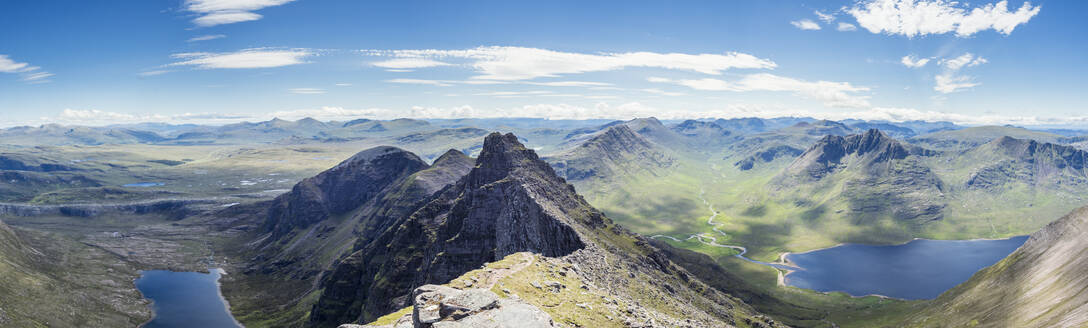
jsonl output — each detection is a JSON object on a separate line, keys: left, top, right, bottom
{"left": 650, "top": 188, "right": 1028, "bottom": 299}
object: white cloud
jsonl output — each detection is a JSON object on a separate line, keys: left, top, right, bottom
{"left": 0, "top": 55, "right": 53, "bottom": 83}
{"left": 371, "top": 58, "right": 451, "bottom": 69}
{"left": 138, "top": 70, "right": 172, "bottom": 77}
{"left": 187, "top": 34, "right": 226, "bottom": 42}
{"left": 649, "top": 73, "right": 871, "bottom": 108}
{"left": 940, "top": 53, "right": 987, "bottom": 70}
{"left": 900, "top": 55, "right": 931, "bottom": 68}
{"left": 168, "top": 48, "right": 313, "bottom": 69}
{"left": 849, "top": 0, "right": 1041, "bottom": 38}
{"left": 184, "top": 0, "right": 295, "bottom": 27}
{"left": 815, "top": 10, "right": 836, "bottom": 23}
{"left": 0, "top": 55, "right": 29, "bottom": 73}
{"left": 934, "top": 73, "right": 980, "bottom": 93}
{"left": 289, "top": 88, "right": 326, "bottom": 94}
{"left": 933, "top": 53, "right": 987, "bottom": 93}
{"left": 334, "top": 83, "right": 352, "bottom": 87}
{"left": 22, "top": 72, "right": 54, "bottom": 82}
{"left": 837, "top": 22, "right": 858, "bottom": 31}
{"left": 791, "top": 19, "right": 822, "bottom": 30}
{"left": 365, "top": 46, "right": 776, "bottom": 81}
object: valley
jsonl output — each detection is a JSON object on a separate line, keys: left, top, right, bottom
{"left": 0, "top": 117, "right": 1086, "bottom": 327}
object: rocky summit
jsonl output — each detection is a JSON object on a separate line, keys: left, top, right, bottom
{"left": 309, "top": 132, "right": 783, "bottom": 327}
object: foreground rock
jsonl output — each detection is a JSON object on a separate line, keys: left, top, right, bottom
{"left": 338, "top": 285, "right": 554, "bottom": 328}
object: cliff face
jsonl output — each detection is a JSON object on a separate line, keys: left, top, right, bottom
{"left": 311, "top": 133, "right": 590, "bottom": 325}
{"left": 903, "top": 206, "right": 1088, "bottom": 327}
{"left": 785, "top": 129, "right": 917, "bottom": 180}
{"left": 262, "top": 146, "right": 429, "bottom": 240}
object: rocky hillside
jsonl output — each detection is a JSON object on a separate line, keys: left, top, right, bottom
{"left": 261, "top": 146, "right": 430, "bottom": 240}
{"left": 546, "top": 124, "right": 674, "bottom": 182}
{"left": 964, "top": 136, "right": 1088, "bottom": 189}
{"left": 223, "top": 148, "right": 473, "bottom": 326}
{"left": 309, "top": 133, "right": 783, "bottom": 327}
{"left": 902, "top": 206, "right": 1088, "bottom": 327}
{"left": 779, "top": 129, "right": 945, "bottom": 223}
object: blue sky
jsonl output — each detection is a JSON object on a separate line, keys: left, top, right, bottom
{"left": 1, "top": 0, "right": 1084, "bottom": 127}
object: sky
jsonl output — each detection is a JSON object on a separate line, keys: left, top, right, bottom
{"left": 1, "top": 0, "right": 1085, "bottom": 127}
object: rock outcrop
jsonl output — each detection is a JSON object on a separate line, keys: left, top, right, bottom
{"left": 339, "top": 285, "right": 555, "bottom": 328}
{"left": 902, "top": 206, "right": 1088, "bottom": 327}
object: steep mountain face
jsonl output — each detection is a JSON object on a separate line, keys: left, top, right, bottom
{"left": 546, "top": 124, "right": 673, "bottom": 182}
{"left": 965, "top": 136, "right": 1088, "bottom": 189}
{"left": 310, "top": 133, "right": 782, "bottom": 328}
{"left": 784, "top": 129, "right": 927, "bottom": 180}
{"left": 780, "top": 129, "right": 945, "bottom": 223}
{"left": 261, "top": 146, "right": 429, "bottom": 240}
{"left": 903, "top": 206, "right": 1088, "bottom": 327}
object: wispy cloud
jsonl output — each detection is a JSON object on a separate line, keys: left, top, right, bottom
{"left": 837, "top": 22, "right": 858, "bottom": 31}
{"left": 184, "top": 0, "right": 295, "bottom": 27}
{"left": 168, "top": 48, "right": 313, "bottom": 69}
{"left": 849, "top": 0, "right": 1041, "bottom": 37}
{"left": 934, "top": 53, "right": 987, "bottom": 93}
{"left": 334, "top": 83, "right": 352, "bottom": 87}
{"left": 365, "top": 46, "right": 776, "bottom": 81}
{"left": 371, "top": 58, "right": 451, "bottom": 69}
{"left": 649, "top": 73, "right": 870, "bottom": 108}
{"left": 0, "top": 55, "right": 53, "bottom": 83}
{"left": 386, "top": 78, "right": 455, "bottom": 87}
{"left": 138, "top": 70, "right": 172, "bottom": 77}
{"left": 790, "top": 19, "right": 822, "bottom": 30}
{"left": 940, "top": 53, "right": 987, "bottom": 70}
{"left": 187, "top": 34, "right": 226, "bottom": 42}
{"left": 814, "top": 10, "right": 836, "bottom": 23}
{"left": 289, "top": 88, "right": 326, "bottom": 94}
{"left": 900, "top": 54, "right": 931, "bottom": 68}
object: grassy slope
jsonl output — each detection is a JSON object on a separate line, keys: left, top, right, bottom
{"left": 0, "top": 220, "right": 150, "bottom": 327}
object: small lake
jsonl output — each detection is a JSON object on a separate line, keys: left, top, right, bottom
{"left": 135, "top": 269, "right": 241, "bottom": 328}
{"left": 784, "top": 236, "right": 1028, "bottom": 299}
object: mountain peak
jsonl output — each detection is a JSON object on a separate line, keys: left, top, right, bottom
{"left": 262, "top": 146, "right": 429, "bottom": 239}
